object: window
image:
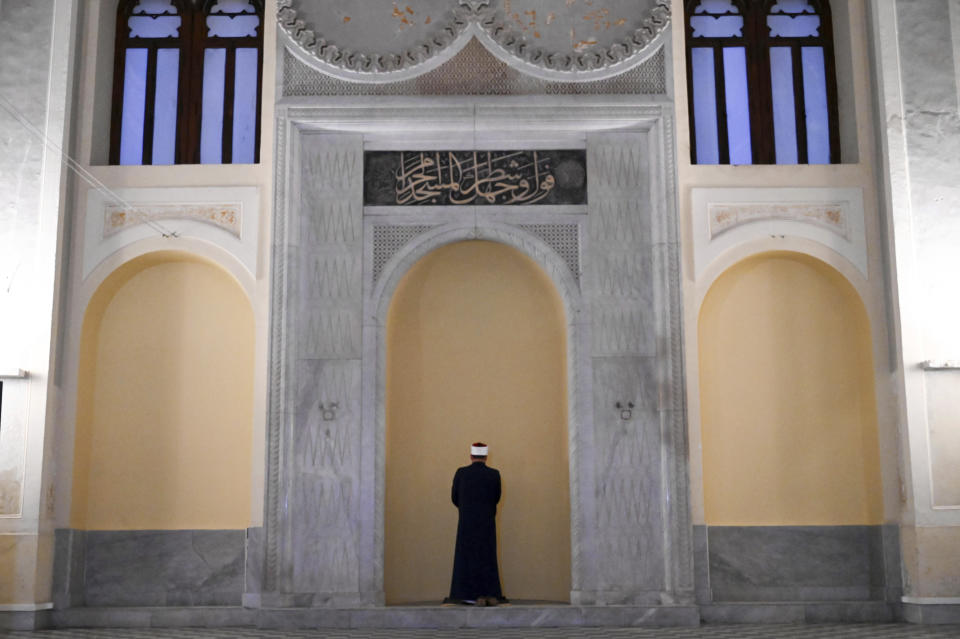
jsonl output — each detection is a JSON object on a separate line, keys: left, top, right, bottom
{"left": 110, "top": 0, "right": 263, "bottom": 165}
{"left": 685, "top": 0, "right": 840, "bottom": 165}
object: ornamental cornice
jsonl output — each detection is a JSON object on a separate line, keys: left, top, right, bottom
{"left": 277, "top": 0, "right": 670, "bottom": 82}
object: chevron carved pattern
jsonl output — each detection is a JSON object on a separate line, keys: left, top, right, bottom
{"left": 587, "top": 135, "right": 667, "bottom": 591}
{"left": 289, "top": 360, "right": 361, "bottom": 593}
{"left": 302, "top": 201, "right": 361, "bottom": 245}
{"left": 301, "top": 253, "right": 361, "bottom": 302}
{"left": 282, "top": 136, "right": 364, "bottom": 595}
{"left": 589, "top": 200, "right": 648, "bottom": 245}
{"left": 590, "top": 142, "right": 645, "bottom": 192}
{"left": 591, "top": 306, "right": 654, "bottom": 356}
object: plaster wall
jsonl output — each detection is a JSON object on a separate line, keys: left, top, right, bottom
{"left": 869, "top": 0, "right": 960, "bottom": 602}
{"left": 0, "top": 0, "right": 77, "bottom": 610}
{"left": 698, "top": 252, "right": 883, "bottom": 526}
{"left": 385, "top": 240, "right": 571, "bottom": 604}
{"left": 0, "top": 0, "right": 55, "bottom": 520}
{"left": 71, "top": 254, "right": 254, "bottom": 531}
{"left": 893, "top": 0, "right": 960, "bottom": 513}
{"left": 52, "top": 0, "right": 279, "bottom": 535}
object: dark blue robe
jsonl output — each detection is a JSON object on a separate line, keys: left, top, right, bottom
{"left": 448, "top": 461, "right": 503, "bottom": 601}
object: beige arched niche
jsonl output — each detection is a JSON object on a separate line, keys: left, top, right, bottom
{"left": 698, "top": 251, "right": 883, "bottom": 526}
{"left": 384, "top": 240, "right": 571, "bottom": 604}
{"left": 71, "top": 251, "right": 254, "bottom": 530}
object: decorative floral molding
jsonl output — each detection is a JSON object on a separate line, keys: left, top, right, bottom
{"left": 278, "top": 0, "right": 473, "bottom": 75}
{"left": 103, "top": 203, "right": 242, "bottom": 238}
{"left": 691, "top": 187, "right": 868, "bottom": 280}
{"left": 476, "top": 1, "right": 670, "bottom": 75}
{"left": 708, "top": 202, "right": 849, "bottom": 240}
{"left": 278, "top": 0, "right": 670, "bottom": 81}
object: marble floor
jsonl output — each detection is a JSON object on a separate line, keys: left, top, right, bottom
{"left": 6, "top": 625, "right": 960, "bottom": 638}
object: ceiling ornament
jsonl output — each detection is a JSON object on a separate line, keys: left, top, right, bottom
{"left": 277, "top": 0, "right": 670, "bottom": 82}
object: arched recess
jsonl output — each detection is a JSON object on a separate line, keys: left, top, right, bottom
{"left": 368, "top": 221, "right": 595, "bottom": 603}
{"left": 72, "top": 250, "right": 255, "bottom": 530}
{"left": 383, "top": 240, "right": 571, "bottom": 603}
{"left": 697, "top": 250, "right": 883, "bottom": 525}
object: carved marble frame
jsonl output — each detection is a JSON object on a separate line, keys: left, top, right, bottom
{"left": 267, "top": 98, "right": 689, "bottom": 606}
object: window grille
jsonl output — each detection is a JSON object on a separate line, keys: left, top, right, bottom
{"left": 685, "top": 0, "right": 840, "bottom": 165}
{"left": 111, "top": 0, "right": 263, "bottom": 165}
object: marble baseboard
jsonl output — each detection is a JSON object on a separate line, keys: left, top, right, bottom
{"left": 706, "top": 526, "right": 894, "bottom": 603}
{"left": 0, "top": 610, "right": 52, "bottom": 631}
{"left": 700, "top": 602, "right": 894, "bottom": 624}
{"left": 50, "top": 606, "right": 257, "bottom": 629}
{"left": 20, "top": 602, "right": 960, "bottom": 628}
{"left": 902, "top": 603, "right": 960, "bottom": 625}
{"left": 36, "top": 605, "right": 700, "bottom": 629}
{"left": 53, "top": 529, "right": 247, "bottom": 607}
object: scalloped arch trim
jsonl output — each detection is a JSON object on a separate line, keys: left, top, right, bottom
{"left": 278, "top": 0, "right": 670, "bottom": 82}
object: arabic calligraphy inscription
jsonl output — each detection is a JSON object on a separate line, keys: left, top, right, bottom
{"left": 364, "top": 150, "right": 587, "bottom": 206}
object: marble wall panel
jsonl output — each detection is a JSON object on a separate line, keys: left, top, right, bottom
{"left": 581, "top": 128, "right": 684, "bottom": 601}
{"left": 266, "top": 110, "right": 687, "bottom": 609}
{"left": 592, "top": 358, "right": 664, "bottom": 592}
{"left": 296, "top": 306, "right": 362, "bottom": 359}
{"left": 300, "top": 200, "right": 362, "bottom": 246}
{"left": 285, "top": 359, "right": 362, "bottom": 594}
{"left": 83, "top": 530, "right": 244, "bottom": 606}
{"left": 707, "top": 526, "right": 885, "bottom": 602}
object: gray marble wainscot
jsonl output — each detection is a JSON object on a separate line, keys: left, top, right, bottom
{"left": 707, "top": 526, "right": 889, "bottom": 602}
{"left": 83, "top": 530, "right": 245, "bottom": 606}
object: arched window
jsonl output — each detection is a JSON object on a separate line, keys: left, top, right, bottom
{"left": 764, "top": 0, "right": 839, "bottom": 164}
{"left": 110, "top": 0, "right": 263, "bottom": 165}
{"left": 200, "top": 0, "right": 263, "bottom": 164}
{"left": 685, "top": 0, "right": 839, "bottom": 165}
{"left": 111, "top": 0, "right": 187, "bottom": 165}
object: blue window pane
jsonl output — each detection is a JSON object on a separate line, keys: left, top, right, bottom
{"left": 769, "top": 46, "right": 798, "bottom": 164}
{"left": 691, "top": 47, "right": 719, "bottom": 164}
{"left": 201, "top": 48, "right": 226, "bottom": 164}
{"left": 208, "top": 0, "right": 256, "bottom": 13}
{"left": 768, "top": 14, "right": 820, "bottom": 37}
{"left": 694, "top": 0, "right": 741, "bottom": 14}
{"left": 768, "top": 0, "right": 820, "bottom": 37}
{"left": 691, "top": 0, "right": 742, "bottom": 37}
{"left": 120, "top": 48, "right": 148, "bottom": 165}
{"left": 207, "top": 15, "right": 260, "bottom": 37}
{"left": 133, "top": 0, "right": 178, "bottom": 14}
{"left": 128, "top": 15, "right": 181, "bottom": 38}
{"left": 690, "top": 15, "right": 744, "bottom": 38}
{"left": 802, "top": 46, "right": 831, "bottom": 164}
{"left": 769, "top": 0, "right": 817, "bottom": 15}
{"left": 151, "top": 48, "right": 179, "bottom": 165}
{"left": 723, "top": 47, "right": 752, "bottom": 165}
{"left": 232, "top": 48, "right": 258, "bottom": 163}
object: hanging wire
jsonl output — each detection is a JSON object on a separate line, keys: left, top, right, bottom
{"left": 0, "top": 92, "right": 180, "bottom": 238}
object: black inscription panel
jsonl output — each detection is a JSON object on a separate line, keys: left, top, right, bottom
{"left": 364, "top": 150, "right": 587, "bottom": 206}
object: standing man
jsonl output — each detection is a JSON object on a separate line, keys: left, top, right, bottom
{"left": 445, "top": 442, "right": 508, "bottom": 606}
